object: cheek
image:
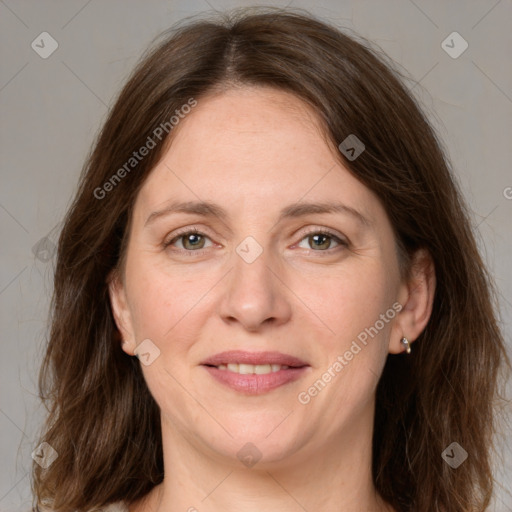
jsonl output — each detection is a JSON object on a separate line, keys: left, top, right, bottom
{"left": 125, "top": 257, "right": 223, "bottom": 373}
{"left": 297, "top": 258, "right": 396, "bottom": 347}
{"left": 297, "top": 259, "right": 396, "bottom": 406}
{"left": 126, "top": 261, "right": 193, "bottom": 345}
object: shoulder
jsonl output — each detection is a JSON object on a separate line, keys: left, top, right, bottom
{"left": 94, "top": 502, "right": 129, "bottom": 512}
{"left": 102, "top": 501, "right": 129, "bottom": 512}
{"left": 35, "top": 501, "right": 129, "bottom": 512}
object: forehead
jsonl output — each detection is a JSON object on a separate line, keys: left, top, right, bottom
{"left": 133, "top": 86, "right": 380, "bottom": 225}
{"left": 171, "top": 86, "right": 334, "bottom": 163}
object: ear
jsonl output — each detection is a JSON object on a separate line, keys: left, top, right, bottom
{"left": 389, "top": 248, "right": 436, "bottom": 354}
{"left": 107, "top": 269, "right": 136, "bottom": 356}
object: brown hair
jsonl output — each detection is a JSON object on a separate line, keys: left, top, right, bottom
{"left": 31, "top": 7, "right": 510, "bottom": 512}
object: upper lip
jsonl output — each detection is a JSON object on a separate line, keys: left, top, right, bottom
{"left": 201, "top": 350, "right": 309, "bottom": 367}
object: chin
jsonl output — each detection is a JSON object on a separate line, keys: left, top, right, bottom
{"left": 198, "top": 418, "right": 307, "bottom": 465}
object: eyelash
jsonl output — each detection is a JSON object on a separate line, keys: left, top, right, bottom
{"left": 162, "top": 226, "right": 349, "bottom": 256}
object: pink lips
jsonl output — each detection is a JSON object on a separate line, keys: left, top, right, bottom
{"left": 200, "top": 350, "right": 308, "bottom": 367}
{"left": 200, "top": 350, "right": 310, "bottom": 395}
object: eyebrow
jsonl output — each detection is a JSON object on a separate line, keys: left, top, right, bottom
{"left": 144, "top": 200, "right": 372, "bottom": 229}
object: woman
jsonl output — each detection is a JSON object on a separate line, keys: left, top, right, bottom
{"left": 31, "top": 7, "right": 510, "bottom": 512}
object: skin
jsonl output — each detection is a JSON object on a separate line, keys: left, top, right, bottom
{"left": 108, "top": 85, "right": 435, "bottom": 512}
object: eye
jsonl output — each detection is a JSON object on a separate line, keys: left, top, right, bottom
{"left": 163, "top": 227, "right": 213, "bottom": 252}
{"left": 296, "top": 228, "right": 348, "bottom": 252}
{"left": 163, "top": 226, "right": 348, "bottom": 255}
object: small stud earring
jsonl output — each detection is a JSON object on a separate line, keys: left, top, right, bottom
{"left": 400, "top": 337, "right": 411, "bottom": 354}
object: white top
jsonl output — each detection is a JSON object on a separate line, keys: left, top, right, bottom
{"left": 39, "top": 501, "right": 129, "bottom": 512}
{"left": 91, "top": 502, "right": 129, "bottom": 512}
{"left": 99, "top": 502, "right": 129, "bottom": 512}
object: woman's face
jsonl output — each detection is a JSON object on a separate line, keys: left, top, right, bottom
{"left": 109, "top": 86, "right": 413, "bottom": 466}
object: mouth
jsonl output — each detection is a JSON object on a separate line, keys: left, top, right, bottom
{"left": 200, "top": 350, "right": 310, "bottom": 395}
{"left": 206, "top": 362, "right": 294, "bottom": 374}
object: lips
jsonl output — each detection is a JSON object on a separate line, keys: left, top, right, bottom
{"left": 200, "top": 350, "right": 310, "bottom": 395}
{"left": 200, "top": 350, "right": 309, "bottom": 368}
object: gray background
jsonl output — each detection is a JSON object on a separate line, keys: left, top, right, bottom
{"left": 1, "top": 0, "right": 511, "bottom": 510}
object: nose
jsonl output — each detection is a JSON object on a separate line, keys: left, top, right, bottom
{"left": 218, "top": 241, "right": 292, "bottom": 332}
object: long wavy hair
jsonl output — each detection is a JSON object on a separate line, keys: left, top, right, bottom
{"left": 31, "top": 7, "right": 510, "bottom": 512}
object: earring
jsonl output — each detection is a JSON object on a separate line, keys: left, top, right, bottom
{"left": 400, "top": 337, "right": 411, "bottom": 354}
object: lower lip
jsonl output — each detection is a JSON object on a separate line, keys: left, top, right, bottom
{"left": 202, "top": 365, "right": 310, "bottom": 395}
